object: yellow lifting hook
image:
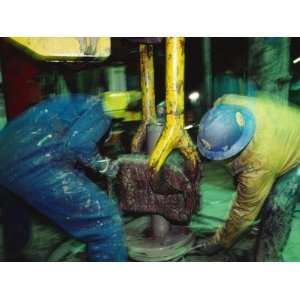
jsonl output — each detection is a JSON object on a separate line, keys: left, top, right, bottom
{"left": 148, "top": 37, "right": 200, "bottom": 181}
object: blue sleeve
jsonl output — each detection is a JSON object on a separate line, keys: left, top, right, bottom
{"left": 64, "top": 100, "right": 112, "bottom": 171}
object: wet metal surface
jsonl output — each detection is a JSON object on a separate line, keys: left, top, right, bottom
{"left": 125, "top": 216, "right": 195, "bottom": 262}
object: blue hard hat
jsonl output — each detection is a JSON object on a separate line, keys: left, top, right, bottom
{"left": 197, "top": 104, "right": 256, "bottom": 160}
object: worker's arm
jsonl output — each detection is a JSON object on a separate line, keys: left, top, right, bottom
{"left": 64, "top": 100, "right": 112, "bottom": 172}
{"left": 213, "top": 167, "right": 275, "bottom": 248}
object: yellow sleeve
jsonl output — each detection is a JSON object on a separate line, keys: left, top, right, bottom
{"left": 214, "top": 94, "right": 255, "bottom": 107}
{"left": 213, "top": 96, "right": 225, "bottom": 106}
{"left": 214, "top": 168, "right": 275, "bottom": 248}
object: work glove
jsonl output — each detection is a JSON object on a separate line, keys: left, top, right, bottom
{"left": 193, "top": 236, "right": 224, "bottom": 256}
{"left": 105, "top": 159, "right": 120, "bottom": 178}
{"left": 97, "top": 158, "right": 120, "bottom": 178}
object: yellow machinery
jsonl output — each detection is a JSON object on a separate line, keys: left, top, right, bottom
{"left": 148, "top": 37, "right": 200, "bottom": 179}
{"left": 131, "top": 38, "right": 199, "bottom": 179}
{"left": 8, "top": 37, "right": 111, "bottom": 61}
{"left": 7, "top": 37, "right": 142, "bottom": 122}
{"left": 101, "top": 90, "right": 142, "bottom": 122}
{"left": 131, "top": 44, "right": 157, "bottom": 152}
{"left": 125, "top": 37, "right": 200, "bottom": 261}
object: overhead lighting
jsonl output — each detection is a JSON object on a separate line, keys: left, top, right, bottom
{"left": 188, "top": 91, "right": 200, "bottom": 103}
{"left": 293, "top": 57, "right": 300, "bottom": 64}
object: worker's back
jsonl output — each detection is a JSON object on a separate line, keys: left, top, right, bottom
{"left": 216, "top": 94, "right": 300, "bottom": 177}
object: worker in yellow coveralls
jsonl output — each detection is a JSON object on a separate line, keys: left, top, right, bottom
{"left": 195, "top": 94, "right": 300, "bottom": 261}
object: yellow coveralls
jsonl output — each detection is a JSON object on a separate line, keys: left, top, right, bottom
{"left": 212, "top": 94, "right": 300, "bottom": 248}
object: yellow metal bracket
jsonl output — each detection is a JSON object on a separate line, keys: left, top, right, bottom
{"left": 131, "top": 44, "right": 157, "bottom": 152}
{"left": 148, "top": 37, "right": 200, "bottom": 180}
{"left": 101, "top": 90, "right": 142, "bottom": 121}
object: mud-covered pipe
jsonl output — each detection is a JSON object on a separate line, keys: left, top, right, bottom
{"left": 147, "top": 123, "right": 170, "bottom": 239}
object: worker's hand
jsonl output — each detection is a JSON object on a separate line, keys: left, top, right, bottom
{"left": 105, "top": 159, "right": 120, "bottom": 178}
{"left": 193, "top": 236, "right": 224, "bottom": 256}
{"left": 95, "top": 157, "right": 119, "bottom": 178}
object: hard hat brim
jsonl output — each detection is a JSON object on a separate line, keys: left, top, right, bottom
{"left": 197, "top": 106, "right": 256, "bottom": 160}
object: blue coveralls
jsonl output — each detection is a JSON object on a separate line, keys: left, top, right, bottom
{"left": 0, "top": 94, "right": 127, "bottom": 261}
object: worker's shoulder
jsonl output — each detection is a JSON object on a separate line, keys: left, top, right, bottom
{"left": 43, "top": 94, "right": 93, "bottom": 106}
{"left": 38, "top": 94, "right": 104, "bottom": 115}
{"left": 213, "top": 94, "right": 288, "bottom": 114}
{"left": 214, "top": 94, "right": 255, "bottom": 107}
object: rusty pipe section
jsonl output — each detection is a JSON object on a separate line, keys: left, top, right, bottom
{"left": 131, "top": 44, "right": 157, "bottom": 153}
{"left": 148, "top": 37, "right": 200, "bottom": 181}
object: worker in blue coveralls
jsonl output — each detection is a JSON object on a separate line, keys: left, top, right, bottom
{"left": 0, "top": 94, "right": 127, "bottom": 261}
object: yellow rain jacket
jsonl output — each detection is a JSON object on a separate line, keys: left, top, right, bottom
{"left": 212, "top": 94, "right": 300, "bottom": 248}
